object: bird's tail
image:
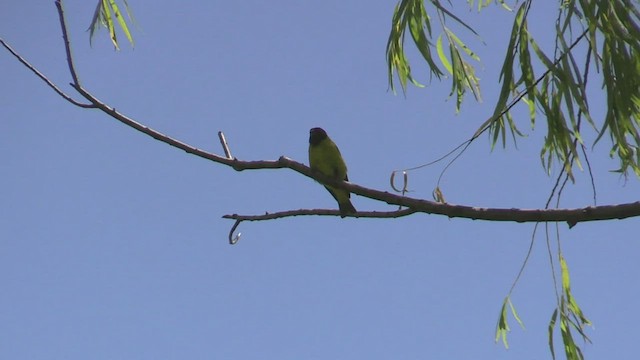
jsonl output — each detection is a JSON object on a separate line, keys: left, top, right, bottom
{"left": 338, "top": 200, "right": 357, "bottom": 218}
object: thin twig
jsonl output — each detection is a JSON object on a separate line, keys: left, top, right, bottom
{"left": 507, "top": 221, "right": 539, "bottom": 296}
{"left": 55, "top": 0, "right": 81, "bottom": 87}
{"left": 0, "top": 37, "right": 94, "bottom": 108}
{"left": 225, "top": 208, "right": 418, "bottom": 244}
{"left": 218, "top": 131, "right": 233, "bottom": 159}
{"left": 224, "top": 208, "right": 418, "bottom": 221}
{"left": 228, "top": 220, "right": 241, "bottom": 244}
{"left": 582, "top": 144, "right": 597, "bottom": 205}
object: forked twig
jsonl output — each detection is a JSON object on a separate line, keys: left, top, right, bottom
{"left": 0, "top": 37, "right": 94, "bottom": 108}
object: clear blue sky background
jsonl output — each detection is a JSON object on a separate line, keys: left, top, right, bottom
{"left": 1, "top": 1, "right": 639, "bottom": 359}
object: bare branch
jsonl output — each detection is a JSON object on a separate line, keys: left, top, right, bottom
{"left": 0, "top": 37, "right": 94, "bottom": 108}
{"left": 223, "top": 208, "right": 418, "bottom": 221}
{"left": 224, "top": 209, "right": 417, "bottom": 244}
{"left": 55, "top": 0, "right": 81, "bottom": 87}
{"left": 223, "top": 161, "right": 640, "bottom": 224}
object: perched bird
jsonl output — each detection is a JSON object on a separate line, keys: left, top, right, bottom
{"left": 308, "top": 127, "right": 357, "bottom": 217}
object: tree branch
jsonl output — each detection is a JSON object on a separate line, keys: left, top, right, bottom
{"left": 224, "top": 208, "right": 418, "bottom": 221}
{"left": 55, "top": 0, "right": 81, "bottom": 87}
{"left": 220, "top": 158, "right": 640, "bottom": 225}
{"left": 5, "top": 1, "right": 640, "bottom": 239}
{"left": 0, "top": 36, "right": 94, "bottom": 108}
{"left": 51, "top": 0, "right": 640, "bottom": 226}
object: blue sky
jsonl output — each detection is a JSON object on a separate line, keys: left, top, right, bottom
{"left": 1, "top": 1, "right": 639, "bottom": 359}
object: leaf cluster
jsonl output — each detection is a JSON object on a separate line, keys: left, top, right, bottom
{"left": 548, "top": 256, "right": 592, "bottom": 360}
{"left": 88, "top": 0, "right": 135, "bottom": 49}
{"left": 387, "top": 0, "right": 640, "bottom": 178}
{"left": 386, "top": 0, "right": 483, "bottom": 110}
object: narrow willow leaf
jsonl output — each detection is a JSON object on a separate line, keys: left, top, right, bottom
{"left": 108, "top": 0, "right": 134, "bottom": 46}
{"left": 463, "top": 60, "right": 482, "bottom": 102}
{"left": 440, "top": 26, "right": 481, "bottom": 110}
{"left": 468, "top": 0, "right": 512, "bottom": 12}
{"left": 88, "top": 1, "right": 102, "bottom": 46}
{"left": 516, "top": 23, "right": 536, "bottom": 126}
{"left": 87, "top": 0, "right": 135, "bottom": 49}
{"left": 386, "top": 0, "right": 430, "bottom": 93}
{"left": 386, "top": 0, "right": 483, "bottom": 101}
{"left": 436, "top": 35, "right": 453, "bottom": 74}
{"left": 122, "top": 0, "right": 136, "bottom": 23}
{"left": 408, "top": 14, "right": 442, "bottom": 76}
{"left": 449, "top": 43, "right": 466, "bottom": 110}
{"left": 499, "top": 1, "right": 513, "bottom": 12}
{"left": 482, "top": 2, "right": 527, "bottom": 146}
{"left": 101, "top": 0, "right": 118, "bottom": 49}
{"left": 559, "top": 314, "right": 582, "bottom": 360}
{"left": 446, "top": 29, "right": 481, "bottom": 61}
{"left": 495, "top": 297, "right": 510, "bottom": 348}
{"left": 529, "top": 36, "right": 555, "bottom": 70}
{"left": 560, "top": 255, "right": 571, "bottom": 293}
{"left": 505, "top": 108, "right": 524, "bottom": 138}
{"left": 508, "top": 298, "right": 525, "bottom": 329}
{"left": 567, "top": 294, "right": 592, "bottom": 328}
{"left": 431, "top": 0, "right": 480, "bottom": 37}
{"left": 556, "top": 30, "right": 594, "bottom": 129}
{"left": 548, "top": 308, "right": 558, "bottom": 360}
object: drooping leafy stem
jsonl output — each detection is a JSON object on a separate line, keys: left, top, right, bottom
{"left": 386, "top": 0, "right": 640, "bottom": 177}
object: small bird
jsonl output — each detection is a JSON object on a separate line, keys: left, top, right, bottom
{"left": 308, "top": 127, "right": 357, "bottom": 217}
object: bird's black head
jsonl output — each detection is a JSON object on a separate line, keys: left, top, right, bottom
{"left": 309, "top": 127, "right": 328, "bottom": 146}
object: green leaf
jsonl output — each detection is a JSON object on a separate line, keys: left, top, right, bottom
{"left": 386, "top": 0, "right": 480, "bottom": 105}
{"left": 494, "top": 297, "right": 510, "bottom": 348}
{"left": 467, "top": 0, "right": 512, "bottom": 12}
{"left": 88, "top": 1, "right": 102, "bottom": 46}
{"left": 446, "top": 29, "right": 481, "bottom": 62}
{"left": 560, "top": 256, "right": 570, "bottom": 293}
{"left": 87, "top": 0, "right": 135, "bottom": 49}
{"left": 108, "top": 0, "right": 134, "bottom": 46}
{"left": 436, "top": 35, "right": 453, "bottom": 74}
{"left": 102, "top": 0, "right": 117, "bottom": 48}
{"left": 507, "top": 297, "right": 525, "bottom": 329}
{"left": 494, "top": 296, "right": 524, "bottom": 349}
{"left": 557, "top": 256, "right": 591, "bottom": 357}
{"left": 443, "top": 27, "right": 482, "bottom": 110}
{"left": 478, "top": 2, "right": 528, "bottom": 147}
{"left": 432, "top": 0, "right": 480, "bottom": 37}
{"left": 548, "top": 308, "right": 558, "bottom": 360}
{"left": 386, "top": 1, "right": 426, "bottom": 93}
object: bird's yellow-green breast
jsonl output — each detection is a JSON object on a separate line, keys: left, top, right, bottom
{"left": 308, "top": 127, "right": 356, "bottom": 217}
